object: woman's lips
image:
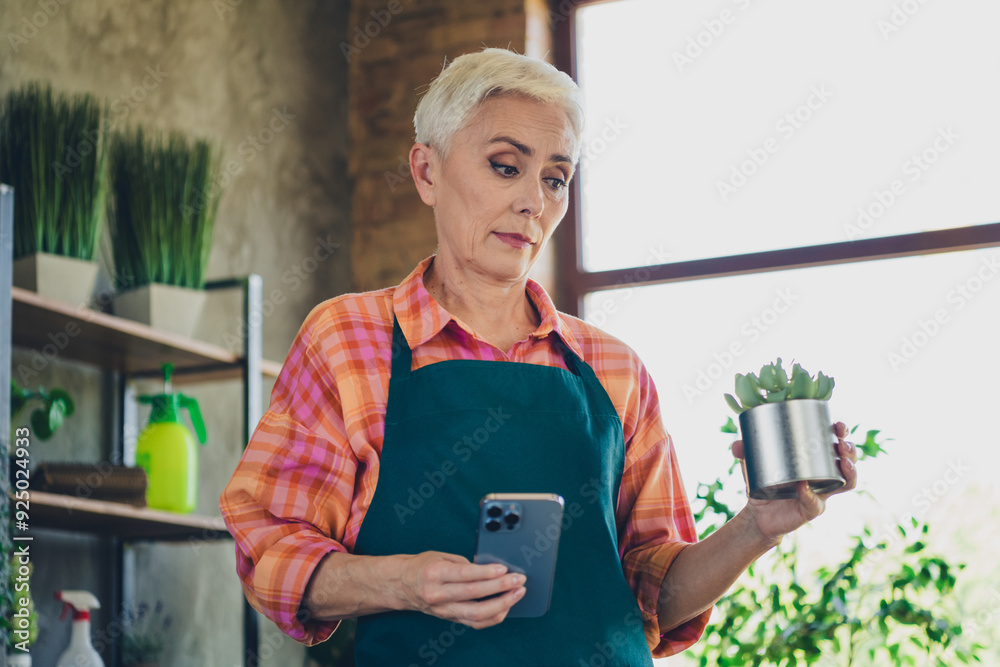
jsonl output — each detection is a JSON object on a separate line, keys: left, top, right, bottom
{"left": 493, "top": 232, "right": 533, "bottom": 249}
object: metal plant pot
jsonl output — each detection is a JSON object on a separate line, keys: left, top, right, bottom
{"left": 739, "top": 398, "right": 845, "bottom": 500}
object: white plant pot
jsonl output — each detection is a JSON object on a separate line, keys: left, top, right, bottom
{"left": 12, "top": 252, "right": 99, "bottom": 307}
{"left": 6, "top": 651, "right": 32, "bottom": 666}
{"left": 112, "top": 283, "right": 208, "bottom": 339}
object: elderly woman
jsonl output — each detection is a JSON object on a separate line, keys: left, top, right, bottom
{"left": 221, "top": 48, "right": 857, "bottom": 665}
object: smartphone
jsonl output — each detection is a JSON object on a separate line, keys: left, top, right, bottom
{"left": 473, "top": 493, "right": 564, "bottom": 618}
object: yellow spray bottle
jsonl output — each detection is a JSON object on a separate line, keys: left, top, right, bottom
{"left": 135, "top": 364, "right": 207, "bottom": 513}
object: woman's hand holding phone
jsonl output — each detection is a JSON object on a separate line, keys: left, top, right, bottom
{"left": 379, "top": 493, "right": 564, "bottom": 627}
{"left": 396, "top": 551, "right": 526, "bottom": 629}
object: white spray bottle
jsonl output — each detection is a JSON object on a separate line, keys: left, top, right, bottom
{"left": 54, "top": 590, "right": 105, "bottom": 667}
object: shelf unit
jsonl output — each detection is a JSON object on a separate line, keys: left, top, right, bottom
{"left": 11, "top": 285, "right": 282, "bottom": 382}
{"left": 26, "top": 491, "right": 229, "bottom": 542}
{"left": 1, "top": 183, "right": 278, "bottom": 666}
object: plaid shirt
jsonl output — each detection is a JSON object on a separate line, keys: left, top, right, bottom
{"left": 220, "top": 257, "right": 709, "bottom": 656}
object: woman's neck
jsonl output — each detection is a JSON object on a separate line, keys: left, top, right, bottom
{"left": 423, "top": 257, "right": 540, "bottom": 352}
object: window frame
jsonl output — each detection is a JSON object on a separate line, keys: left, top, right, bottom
{"left": 550, "top": 0, "right": 1000, "bottom": 316}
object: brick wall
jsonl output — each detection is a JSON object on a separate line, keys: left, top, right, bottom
{"left": 347, "top": 0, "right": 555, "bottom": 292}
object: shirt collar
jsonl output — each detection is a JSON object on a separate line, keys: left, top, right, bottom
{"left": 392, "top": 256, "right": 584, "bottom": 359}
{"left": 392, "top": 257, "right": 452, "bottom": 348}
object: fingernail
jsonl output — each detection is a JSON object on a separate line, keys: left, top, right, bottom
{"left": 513, "top": 574, "right": 527, "bottom": 585}
{"left": 844, "top": 458, "right": 855, "bottom": 470}
{"left": 845, "top": 440, "right": 854, "bottom": 452}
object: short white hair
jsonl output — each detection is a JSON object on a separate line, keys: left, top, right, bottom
{"left": 413, "top": 48, "right": 584, "bottom": 161}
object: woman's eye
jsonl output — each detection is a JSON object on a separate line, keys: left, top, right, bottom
{"left": 545, "top": 177, "right": 568, "bottom": 191}
{"left": 490, "top": 161, "right": 518, "bottom": 177}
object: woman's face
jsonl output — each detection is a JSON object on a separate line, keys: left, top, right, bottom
{"left": 414, "top": 95, "right": 578, "bottom": 285}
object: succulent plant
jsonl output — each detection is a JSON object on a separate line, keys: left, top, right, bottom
{"left": 724, "top": 358, "right": 834, "bottom": 414}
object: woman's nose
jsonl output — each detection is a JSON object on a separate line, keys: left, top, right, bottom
{"left": 514, "top": 178, "right": 544, "bottom": 218}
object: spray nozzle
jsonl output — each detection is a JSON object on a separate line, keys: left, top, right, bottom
{"left": 137, "top": 363, "right": 208, "bottom": 445}
{"left": 162, "top": 362, "right": 174, "bottom": 393}
{"left": 56, "top": 590, "right": 101, "bottom": 621}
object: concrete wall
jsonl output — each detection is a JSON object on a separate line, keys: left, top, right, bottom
{"left": 2, "top": 0, "right": 350, "bottom": 665}
{"left": 3, "top": 0, "right": 554, "bottom": 664}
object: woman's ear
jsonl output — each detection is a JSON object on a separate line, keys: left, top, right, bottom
{"left": 410, "top": 142, "right": 438, "bottom": 207}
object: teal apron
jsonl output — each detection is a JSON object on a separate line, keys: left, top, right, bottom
{"left": 352, "top": 318, "right": 653, "bottom": 666}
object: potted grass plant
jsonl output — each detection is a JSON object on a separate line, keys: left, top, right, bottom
{"left": 107, "top": 128, "right": 221, "bottom": 337}
{"left": 0, "top": 82, "right": 108, "bottom": 307}
{"left": 122, "top": 601, "right": 171, "bottom": 667}
{"left": 724, "top": 358, "right": 845, "bottom": 499}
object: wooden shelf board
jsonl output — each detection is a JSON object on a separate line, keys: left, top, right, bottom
{"left": 261, "top": 358, "right": 283, "bottom": 378}
{"left": 27, "top": 490, "right": 232, "bottom": 542}
{"left": 11, "top": 287, "right": 280, "bottom": 379}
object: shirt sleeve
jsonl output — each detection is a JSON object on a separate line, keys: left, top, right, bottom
{"left": 220, "top": 310, "right": 357, "bottom": 645}
{"left": 616, "top": 360, "right": 711, "bottom": 657}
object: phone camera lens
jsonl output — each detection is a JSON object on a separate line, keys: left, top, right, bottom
{"left": 486, "top": 519, "right": 502, "bottom": 532}
{"left": 487, "top": 505, "right": 503, "bottom": 518}
{"left": 504, "top": 512, "right": 520, "bottom": 526}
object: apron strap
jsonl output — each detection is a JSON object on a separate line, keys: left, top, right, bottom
{"left": 390, "top": 316, "right": 413, "bottom": 379}
{"left": 560, "top": 341, "right": 585, "bottom": 378}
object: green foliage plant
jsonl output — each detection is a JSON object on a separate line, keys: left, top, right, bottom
{"left": 725, "top": 358, "right": 834, "bottom": 415}
{"left": 688, "top": 426, "right": 983, "bottom": 666}
{"left": 0, "top": 82, "right": 108, "bottom": 260}
{"left": 9, "top": 380, "right": 75, "bottom": 440}
{"left": 108, "top": 128, "right": 221, "bottom": 291}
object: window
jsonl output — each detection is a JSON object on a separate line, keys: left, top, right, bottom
{"left": 568, "top": 0, "right": 1000, "bottom": 272}
{"left": 558, "top": 1, "right": 1000, "bottom": 662}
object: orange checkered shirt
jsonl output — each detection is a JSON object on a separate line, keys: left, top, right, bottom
{"left": 220, "top": 257, "right": 709, "bottom": 657}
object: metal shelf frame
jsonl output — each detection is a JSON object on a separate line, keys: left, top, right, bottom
{"left": 1, "top": 183, "right": 264, "bottom": 667}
